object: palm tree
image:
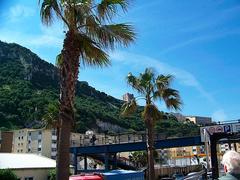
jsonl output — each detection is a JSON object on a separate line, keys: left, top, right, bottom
{"left": 42, "top": 101, "right": 60, "bottom": 147}
{"left": 38, "top": 1, "right": 135, "bottom": 179}
{"left": 42, "top": 101, "right": 59, "bottom": 130}
{"left": 122, "top": 68, "right": 182, "bottom": 180}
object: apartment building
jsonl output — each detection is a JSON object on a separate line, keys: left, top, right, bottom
{"left": 169, "top": 145, "right": 206, "bottom": 159}
{"left": 12, "top": 129, "right": 58, "bottom": 159}
{"left": 6, "top": 128, "right": 114, "bottom": 159}
{"left": 0, "top": 131, "right": 13, "bottom": 152}
{"left": 12, "top": 128, "right": 88, "bottom": 159}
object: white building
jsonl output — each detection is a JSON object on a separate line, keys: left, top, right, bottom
{"left": 0, "top": 153, "right": 56, "bottom": 180}
{"left": 185, "top": 116, "right": 212, "bottom": 126}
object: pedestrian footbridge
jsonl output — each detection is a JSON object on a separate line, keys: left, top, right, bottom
{"left": 70, "top": 135, "right": 203, "bottom": 174}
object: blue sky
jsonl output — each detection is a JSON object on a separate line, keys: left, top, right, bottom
{"left": 0, "top": 0, "right": 240, "bottom": 122}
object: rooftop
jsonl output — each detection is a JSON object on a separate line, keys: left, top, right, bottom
{"left": 0, "top": 153, "right": 56, "bottom": 169}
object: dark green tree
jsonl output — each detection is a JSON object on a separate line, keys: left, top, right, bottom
{"left": 129, "top": 151, "right": 147, "bottom": 168}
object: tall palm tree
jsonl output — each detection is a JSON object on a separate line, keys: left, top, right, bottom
{"left": 39, "top": 1, "right": 135, "bottom": 179}
{"left": 122, "top": 68, "right": 182, "bottom": 180}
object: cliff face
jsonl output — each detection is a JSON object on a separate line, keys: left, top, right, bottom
{"left": 0, "top": 41, "right": 122, "bottom": 100}
{"left": 0, "top": 41, "right": 59, "bottom": 88}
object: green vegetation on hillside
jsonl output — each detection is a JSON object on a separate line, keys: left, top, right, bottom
{"left": 0, "top": 41, "right": 200, "bottom": 137}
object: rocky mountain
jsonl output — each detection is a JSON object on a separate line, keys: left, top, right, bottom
{"left": 0, "top": 40, "right": 200, "bottom": 137}
{"left": 0, "top": 40, "right": 143, "bottom": 133}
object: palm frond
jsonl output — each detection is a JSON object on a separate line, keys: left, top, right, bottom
{"left": 72, "top": 0, "right": 94, "bottom": 28}
{"left": 165, "top": 97, "right": 182, "bottom": 111}
{"left": 162, "top": 88, "right": 182, "bottom": 111}
{"left": 142, "top": 104, "right": 162, "bottom": 125}
{"left": 121, "top": 99, "right": 137, "bottom": 117}
{"left": 156, "top": 74, "right": 174, "bottom": 90}
{"left": 39, "top": 0, "right": 61, "bottom": 25}
{"left": 42, "top": 101, "right": 60, "bottom": 129}
{"left": 162, "top": 88, "right": 180, "bottom": 99}
{"left": 92, "top": 23, "right": 136, "bottom": 49}
{"left": 127, "top": 73, "right": 145, "bottom": 93}
{"left": 76, "top": 33, "right": 110, "bottom": 67}
{"left": 55, "top": 53, "right": 63, "bottom": 67}
{"left": 97, "top": 0, "right": 130, "bottom": 20}
{"left": 138, "top": 68, "right": 155, "bottom": 94}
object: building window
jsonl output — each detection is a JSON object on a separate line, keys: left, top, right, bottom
{"left": 24, "top": 177, "right": 34, "bottom": 180}
{"left": 52, "top": 130, "right": 57, "bottom": 135}
{"left": 21, "top": 136, "right": 23, "bottom": 139}
{"left": 38, "top": 148, "right": 41, "bottom": 151}
{"left": 18, "top": 137, "right": 20, "bottom": 140}
{"left": 51, "top": 156, "right": 56, "bottom": 160}
{"left": 38, "top": 131, "right": 42, "bottom": 135}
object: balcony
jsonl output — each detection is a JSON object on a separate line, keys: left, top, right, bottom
{"left": 51, "top": 151, "right": 57, "bottom": 156}
{"left": 52, "top": 135, "right": 57, "bottom": 141}
{"left": 51, "top": 143, "right": 57, "bottom": 148}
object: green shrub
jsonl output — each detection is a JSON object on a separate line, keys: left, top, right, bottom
{"left": 48, "top": 169, "right": 56, "bottom": 180}
{"left": 0, "top": 169, "right": 18, "bottom": 180}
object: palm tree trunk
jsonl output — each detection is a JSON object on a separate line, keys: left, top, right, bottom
{"left": 56, "top": 127, "right": 59, "bottom": 151}
{"left": 146, "top": 120, "right": 155, "bottom": 180}
{"left": 57, "top": 30, "right": 80, "bottom": 180}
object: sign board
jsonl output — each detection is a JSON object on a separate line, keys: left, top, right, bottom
{"left": 232, "top": 124, "right": 240, "bottom": 133}
{"left": 224, "top": 125, "right": 231, "bottom": 133}
{"left": 200, "top": 123, "right": 240, "bottom": 142}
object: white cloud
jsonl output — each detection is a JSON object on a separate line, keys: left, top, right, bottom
{"left": 0, "top": 20, "right": 65, "bottom": 48}
{"left": 9, "top": 5, "right": 35, "bottom": 21}
{"left": 110, "top": 50, "right": 216, "bottom": 104}
{"left": 159, "top": 29, "right": 240, "bottom": 55}
{"left": 110, "top": 51, "right": 230, "bottom": 118}
{"left": 212, "top": 109, "right": 227, "bottom": 122}
{"left": 30, "top": 35, "right": 63, "bottom": 47}
{"left": 0, "top": 28, "right": 63, "bottom": 48}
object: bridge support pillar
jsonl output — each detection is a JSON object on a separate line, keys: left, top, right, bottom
{"left": 210, "top": 133, "right": 233, "bottom": 179}
{"left": 210, "top": 135, "right": 218, "bottom": 179}
{"left": 105, "top": 153, "right": 109, "bottom": 171}
{"left": 73, "top": 151, "right": 78, "bottom": 175}
{"left": 113, "top": 153, "right": 117, "bottom": 169}
{"left": 84, "top": 155, "right": 87, "bottom": 170}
